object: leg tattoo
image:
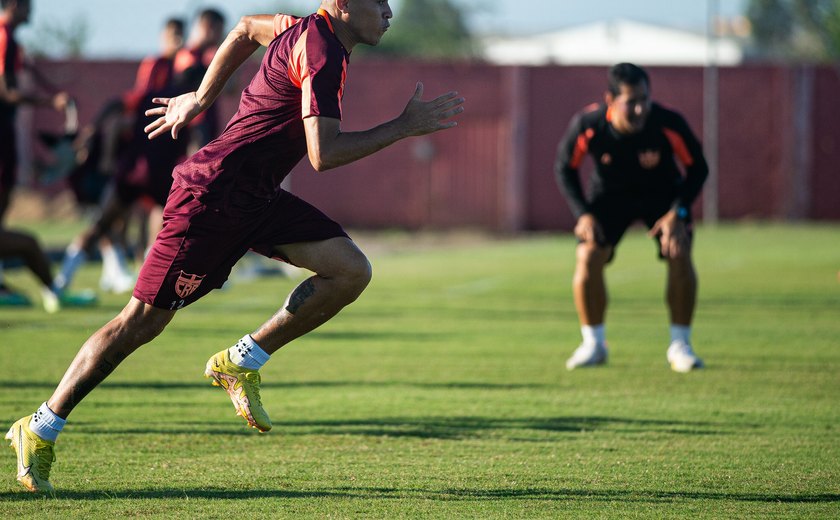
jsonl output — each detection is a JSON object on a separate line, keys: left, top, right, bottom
{"left": 285, "top": 277, "right": 316, "bottom": 315}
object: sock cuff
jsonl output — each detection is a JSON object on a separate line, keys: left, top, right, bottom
{"left": 670, "top": 324, "right": 692, "bottom": 344}
{"left": 229, "top": 335, "right": 270, "bottom": 368}
{"left": 30, "top": 402, "right": 65, "bottom": 442}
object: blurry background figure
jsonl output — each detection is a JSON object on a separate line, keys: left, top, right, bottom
{"left": 0, "top": 0, "right": 71, "bottom": 306}
{"left": 173, "top": 8, "right": 225, "bottom": 154}
{"left": 54, "top": 18, "right": 186, "bottom": 296}
{"left": 0, "top": 227, "right": 96, "bottom": 311}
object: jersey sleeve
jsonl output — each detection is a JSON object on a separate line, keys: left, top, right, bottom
{"left": 273, "top": 14, "right": 301, "bottom": 37}
{"left": 662, "top": 110, "right": 709, "bottom": 209}
{"left": 287, "top": 26, "right": 345, "bottom": 120}
{"left": 554, "top": 111, "right": 593, "bottom": 219}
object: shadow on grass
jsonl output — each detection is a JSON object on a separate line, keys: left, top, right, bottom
{"left": 0, "top": 486, "right": 837, "bottom": 504}
{"left": 8, "top": 380, "right": 547, "bottom": 391}
{"left": 63, "top": 415, "right": 729, "bottom": 439}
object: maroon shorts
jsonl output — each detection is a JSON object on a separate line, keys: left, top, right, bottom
{"left": 133, "top": 184, "right": 348, "bottom": 310}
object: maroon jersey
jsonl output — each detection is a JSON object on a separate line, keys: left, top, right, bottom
{"left": 173, "top": 9, "right": 348, "bottom": 209}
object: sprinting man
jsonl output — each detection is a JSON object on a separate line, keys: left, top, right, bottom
{"left": 6, "top": 0, "right": 464, "bottom": 493}
{"left": 554, "top": 63, "right": 708, "bottom": 373}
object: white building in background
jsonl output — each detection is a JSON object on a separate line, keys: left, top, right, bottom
{"left": 480, "top": 19, "right": 745, "bottom": 65}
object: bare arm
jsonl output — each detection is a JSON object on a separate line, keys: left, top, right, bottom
{"left": 304, "top": 83, "right": 464, "bottom": 172}
{"left": 0, "top": 74, "right": 67, "bottom": 109}
{"left": 144, "top": 14, "right": 277, "bottom": 139}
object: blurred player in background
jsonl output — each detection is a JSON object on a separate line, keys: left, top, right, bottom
{"left": 6, "top": 0, "right": 464, "bottom": 493}
{"left": 554, "top": 63, "right": 708, "bottom": 373}
{"left": 0, "top": 0, "right": 70, "bottom": 305}
{"left": 173, "top": 8, "right": 225, "bottom": 153}
{"left": 0, "top": 227, "right": 95, "bottom": 311}
{"left": 54, "top": 18, "right": 187, "bottom": 296}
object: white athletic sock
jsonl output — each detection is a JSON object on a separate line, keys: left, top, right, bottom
{"left": 581, "top": 324, "right": 606, "bottom": 346}
{"left": 29, "top": 402, "right": 66, "bottom": 442}
{"left": 101, "top": 243, "right": 131, "bottom": 278}
{"left": 55, "top": 243, "right": 87, "bottom": 292}
{"left": 228, "top": 335, "right": 270, "bottom": 370}
{"left": 670, "top": 324, "right": 692, "bottom": 344}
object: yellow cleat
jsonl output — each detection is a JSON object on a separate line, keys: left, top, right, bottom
{"left": 5, "top": 416, "right": 56, "bottom": 493}
{"left": 204, "top": 350, "right": 272, "bottom": 432}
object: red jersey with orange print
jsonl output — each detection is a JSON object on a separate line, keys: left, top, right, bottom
{"left": 172, "top": 9, "right": 348, "bottom": 208}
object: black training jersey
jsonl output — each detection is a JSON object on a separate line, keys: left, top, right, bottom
{"left": 554, "top": 102, "right": 708, "bottom": 219}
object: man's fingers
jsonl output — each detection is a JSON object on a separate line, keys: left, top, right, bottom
{"left": 147, "top": 123, "right": 171, "bottom": 140}
{"left": 412, "top": 82, "right": 424, "bottom": 100}
{"left": 145, "top": 106, "right": 168, "bottom": 117}
{"left": 435, "top": 97, "right": 465, "bottom": 112}
{"left": 144, "top": 117, "right": 166, "bottom": 134}
{"left": 151, "top": 97, "right": 171, "bottom": 106}
{"left": 439, "top": 106, "right": 464, "bottom": 120}
{"left": 431, "top": 92, "right": 460, "bottom": 106}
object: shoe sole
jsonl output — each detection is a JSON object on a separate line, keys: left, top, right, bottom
{"left": 669, "top": 359, "right": 704, "bottom": 373}
{"left": 204, "top": 364, "right": 271, "bottom": 433}
{"left": 566, "top": 355, "right": 608, "bottom": 370}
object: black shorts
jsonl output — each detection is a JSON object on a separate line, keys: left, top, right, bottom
{"left": 588, "top": 190, "right": 693, "bottom": 260}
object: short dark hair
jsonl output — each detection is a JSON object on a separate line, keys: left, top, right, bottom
{"left": 2, "top": 0, "right": 29, "bottom": 9}
{"left": 198, "top": 8, "right": 225, "bottom": 26}
{"left": 165, "top": 17, "right": 185, "bottom": 35}
{"left": 608, "top": 63, "right": 650, "bottom": 96}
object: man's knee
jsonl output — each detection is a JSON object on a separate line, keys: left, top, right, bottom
{"left": 576, "top": 242, "right": 610, "bottom": 270}
{"left": 115, "top": 298, "right": 175, "bottom": 345}
{"left": 339, "top": 249, "right": 372, "bottom": 294}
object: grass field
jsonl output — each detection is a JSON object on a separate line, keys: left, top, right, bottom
{"left": 1, "top": 223, "right": 838, "bottom": 518}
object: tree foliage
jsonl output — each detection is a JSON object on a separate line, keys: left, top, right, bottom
{"left": 20, "top": 15, "right": 89, "bottom": 59}
{"left": 747, "top": 0, "right": 840, "bottom": 60}
{"left": 355, "top": 0, "right": 475, "bottom": 59}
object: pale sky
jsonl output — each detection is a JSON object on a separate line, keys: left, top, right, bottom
{"left": 17, "top": 0, "right": 748, "bottom": 59}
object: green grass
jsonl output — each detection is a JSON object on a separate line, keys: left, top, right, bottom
{"left": 1, "top": 223, "right": 838, "bottom": 518}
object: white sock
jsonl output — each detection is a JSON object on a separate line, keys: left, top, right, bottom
{"left": 29, "top": 402, "right": 66, "bottom": 442}
{"left": 670, "top": 324, "right": 692, "bottom": 344}
{"left": 581, "top": 324, "right": 606, "bottom": 346}
{"left": 228, "top": 335, "right": 270, "bottom": 370}
{"left": 55, "top": 244, "right": 87, "bottom": 292}
{"left": 101, "top": 244, "right": 131, "bottom": 279}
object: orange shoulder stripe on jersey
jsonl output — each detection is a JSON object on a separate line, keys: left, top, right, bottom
{"left": 273, "top": 14, "right": 300, "bottom": 37}
{"left": 287, "top": 29, "right": 308, "bottom": 89}
{"left": 316, "top": 8, "right": 335, "bottom": 33}
{"left": 570, "top": 128, "right": 595, "bottom": 170}
{"left": 663, "top": 127, "right": 695, "bottom": 167}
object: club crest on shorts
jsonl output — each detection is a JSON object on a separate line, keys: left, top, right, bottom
{"left": 638, "top": 149, "right": 661, "bottom": 169}
{"left": 175, "top": 271, "right": 206, "bottom": 299}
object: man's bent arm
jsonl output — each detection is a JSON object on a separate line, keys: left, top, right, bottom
{"left": 194, "top": 15, "right": 275, "bottom": 110}
{"left": 304, "top": 83, "right": 464, "bottom": 172}
{"left": 145, "top": 14, "right": 277, "bottom": 139}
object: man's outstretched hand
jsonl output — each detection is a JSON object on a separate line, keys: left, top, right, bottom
{"left": 398, "top": 82, "right": 465, "bottom": 137}
{"left": 144, "top": 93, "right": 203, "bottom": 140}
